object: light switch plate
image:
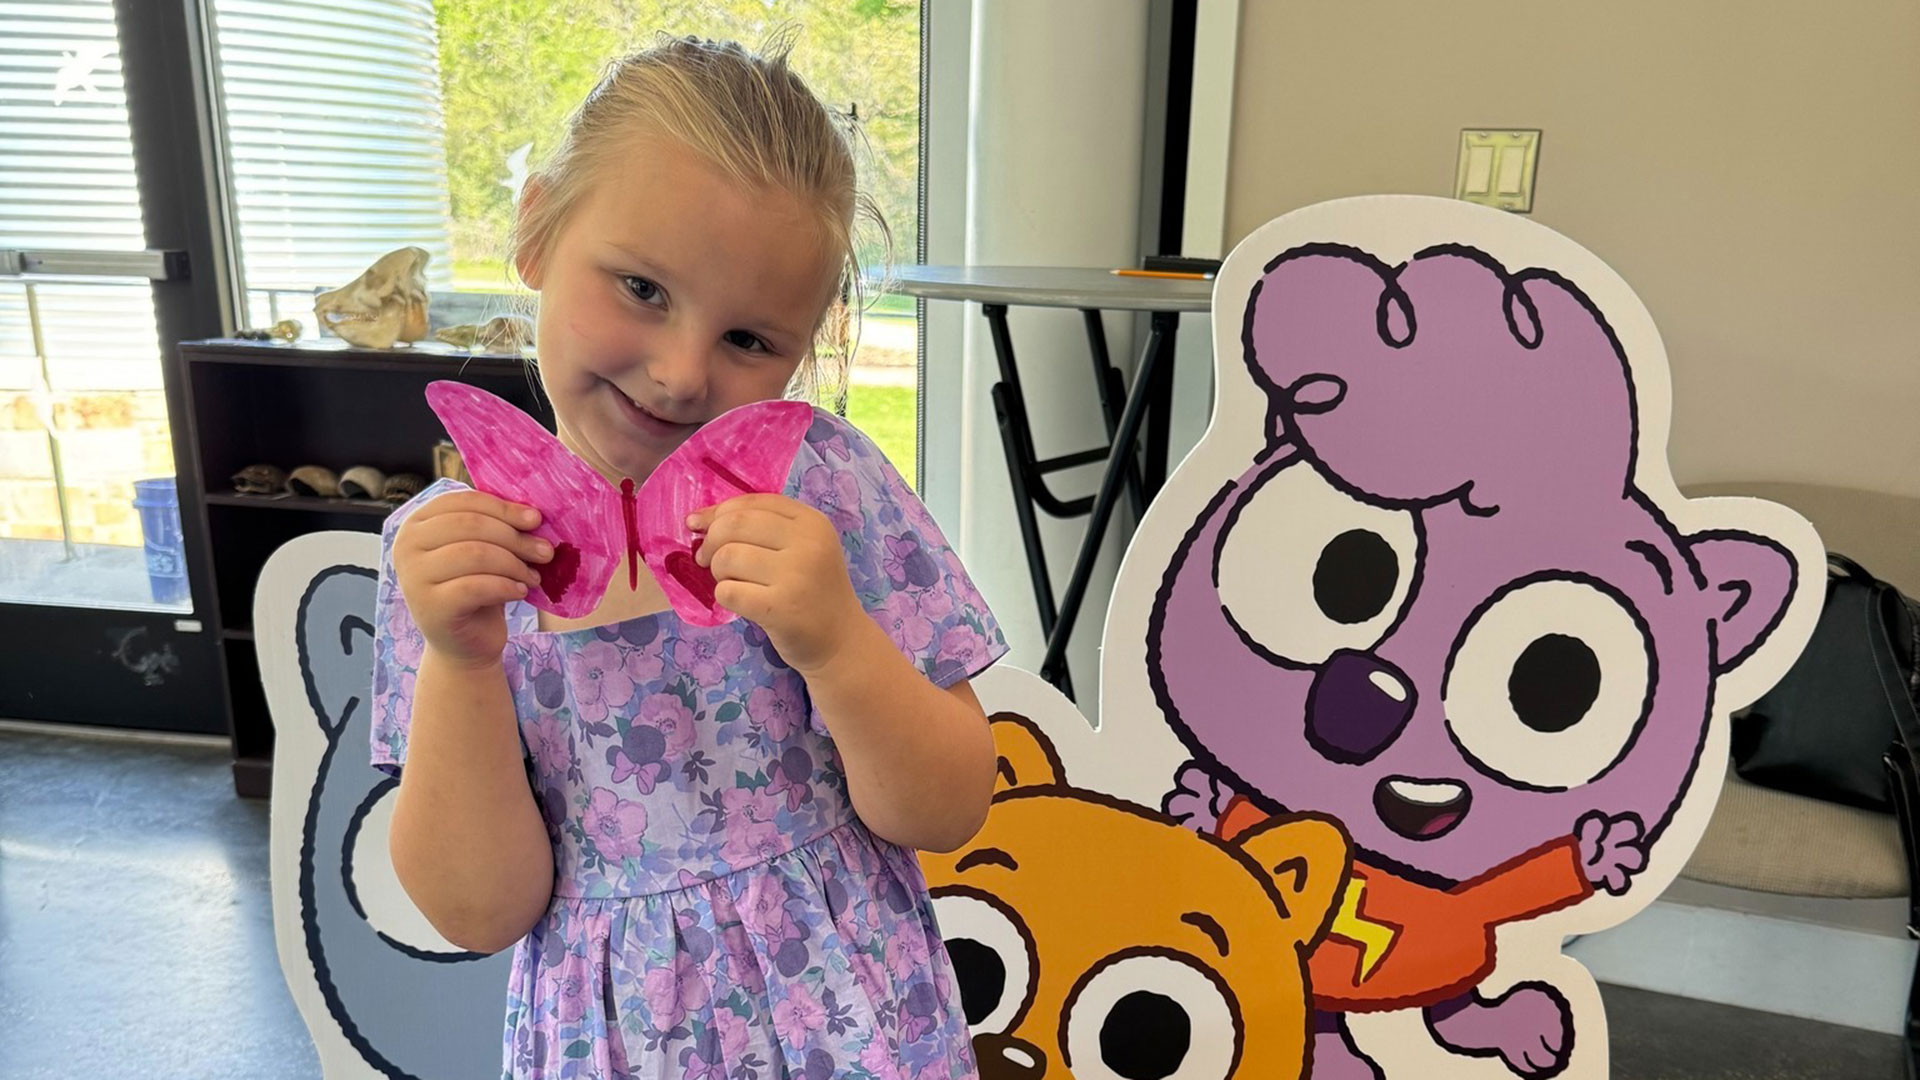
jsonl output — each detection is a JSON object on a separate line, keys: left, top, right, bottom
{"left": 1456, "top": 129, "right": 1541, "bottom": 212}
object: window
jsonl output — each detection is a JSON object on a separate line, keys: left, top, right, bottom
{"left": 209, "top": 0, "right": 922, "bottom": 483}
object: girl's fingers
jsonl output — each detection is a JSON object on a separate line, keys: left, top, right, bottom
{"left": 438, "top": 575, "right": 529, "bottom": 611}
{"left": 687, "top": 493, "right": 800, "bottom": 530}
{"left": 422, "top": 541, "right": 544, "bottom": 590}
{"left": 413, "top": 489, "right": 541, "bottom": 529}
{"left": 408, "top": 510, "right": 553, "bottom": 563}
{"left": 693, "top": 509, "right": 791, "bottom": 566}
{"left": 712, "top": 579, "right": 774, "bottom": 622}
{"left": 707, "top": 542, "right": 780, "bottom": 586}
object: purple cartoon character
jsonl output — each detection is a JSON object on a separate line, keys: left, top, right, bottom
{"left": 1144, "top": 200, "right": 1819, "bottom": 1079}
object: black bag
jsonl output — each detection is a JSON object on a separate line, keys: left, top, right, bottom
{"left": 1732, "top": 553, "right": 1920, "bottom": 812}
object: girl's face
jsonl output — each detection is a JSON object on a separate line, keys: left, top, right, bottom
{"left": 518, "top": 136, "right": 841, "bottom": 483}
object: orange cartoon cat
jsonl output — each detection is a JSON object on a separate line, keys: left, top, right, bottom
{"left": 921, "top": 713, "right": 1351, "bottom": 1080}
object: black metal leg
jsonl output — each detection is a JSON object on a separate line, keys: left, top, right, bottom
{"left": 1142, "top": 312, "right": 1179, "bottom": 495}
{"left": 1081, "top": 309, "right": 1147, "bottom": 519}
{"left": 992, "top": 381, "right": 1059, "bottom": 640}
{"left": 981, "top": 305, "right": 1061, "bottom": 641}
{"left": 985, "top": 304, "right": 1092, "bottom": 519}
{"left": 1037, "top": 313, "right": 1178, "bottom": 689}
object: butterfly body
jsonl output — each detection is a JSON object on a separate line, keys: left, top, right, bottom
{"left": 424, "top": 382, "right": 813, "bottom": 625}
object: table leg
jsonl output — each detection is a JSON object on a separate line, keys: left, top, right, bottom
{"left": 981, "top": 305, "right": 1061, "bottom": 641}
{"left": 1142, "top": 311, "right": 1179, "bottom": 495}
{"left": 1080, "top": 310, "right": 1148, "bottom": 521}
{"left": 1037, "top": 312, "right": 1178, "bottom": 691}
{"left": 992, "top": 383, "right": 1059, "bottom": 639}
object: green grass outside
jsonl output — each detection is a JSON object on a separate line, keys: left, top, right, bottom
{"left": 845, "top": 383, "right": 917, "bottom": 489}
{"left": 866, "top": 292, "right": 916, "bottom": 318}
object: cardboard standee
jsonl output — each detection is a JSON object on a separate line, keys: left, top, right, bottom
{"left": 257, "top": 531, "right": 512, "bottom": 1079}
{"left": 251, "top": 196, "right": 1824, "bottom": 1080}
{"left": 924, "top": 197, "right": 1824, "bottom": 1080}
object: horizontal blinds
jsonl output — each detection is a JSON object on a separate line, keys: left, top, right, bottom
{"left": 211, "top": 0, "right": 454, "bottom": 292}
{"left": 0, "top": 0, "right": 160, "bottom": 392}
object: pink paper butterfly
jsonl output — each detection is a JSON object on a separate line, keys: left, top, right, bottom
{"left": 424, "top": 381, "right": 814, "bottom": 626}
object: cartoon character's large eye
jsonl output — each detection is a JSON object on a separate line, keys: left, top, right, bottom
{"left": 932, "top": 889, "right": 1035, "bottom": 1035}
{"left": 1215, "top": 461, "right": 1419, "bottom": 665}
{"left": 1444, "top": 576, "right": 1654, "bottom": 790}
{"left": 1061, "top": 950, "right": 1238, "bottom": 1080}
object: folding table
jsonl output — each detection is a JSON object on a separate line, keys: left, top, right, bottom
{"left": 888, "top": 265, "right": 1213, "bottom": 697}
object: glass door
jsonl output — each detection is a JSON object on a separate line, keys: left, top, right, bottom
{"left": 0, "top": 0, "right": 227, "bottom": 732}
{"left": 205, "top": 0, "right": 923, "bottom": 480}
{"left": 0, "top": 4, "right": 185, "bottom": 611}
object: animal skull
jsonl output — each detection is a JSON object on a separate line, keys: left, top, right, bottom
{"left": 434, "top": 313, "right": 534, "bottom": 354}
{"left": 314, "top": 248, "right": 431, "bottom": 349}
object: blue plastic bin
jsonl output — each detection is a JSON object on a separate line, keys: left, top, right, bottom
{"left": 132, "top": 477, "right": 189, "bottom": 605}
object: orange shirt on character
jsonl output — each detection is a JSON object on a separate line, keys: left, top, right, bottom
{"left": 1217, "top": 795, "right": 1592, "bottom": 1012}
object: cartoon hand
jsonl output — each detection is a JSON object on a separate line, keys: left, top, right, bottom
{"left": 1429, "top": 983, "right": 1573, "bottom": 1078}
{"left": 1164, "top": 762, "right": 1237, "bottom": 832}
{"left": 1575, "top": 811, "right": 1648, "bottom": 895}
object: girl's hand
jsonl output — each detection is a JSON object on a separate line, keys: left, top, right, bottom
{"left": 689, "top": 494, "right": 865, "bottom": 674}
{"left": 393, "top": 491, "right": 551, "bottom": 669}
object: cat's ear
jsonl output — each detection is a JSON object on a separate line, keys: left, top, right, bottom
{"left": 989, "top": 713, "right": 1066, "bottom": 793}
{"left": 424, "top": 381, "right": 623, "bottom": 618}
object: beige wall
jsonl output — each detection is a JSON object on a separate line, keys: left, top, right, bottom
{"left": 1224, "top": 1, "right": 1920, "bottom": 498}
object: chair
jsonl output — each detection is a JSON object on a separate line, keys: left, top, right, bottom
{"left": 1680, "top": 482, "right": 1920, "bottom": 1075}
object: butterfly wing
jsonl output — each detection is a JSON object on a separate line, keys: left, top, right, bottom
{"left": 424, "top": 381, "right": 622, "bottom": 619}
{"left": 635, "top": 399, "right": 815, "bottom": 626}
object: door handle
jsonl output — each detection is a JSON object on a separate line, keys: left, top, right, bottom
{"left": 0, "top": 248, "right": 187, "bottom": 281}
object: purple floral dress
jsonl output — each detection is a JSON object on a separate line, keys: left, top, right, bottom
{"left": 370, "top": 411, "right": 1006, "bottom": 1080}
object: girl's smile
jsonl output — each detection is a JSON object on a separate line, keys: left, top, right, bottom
{"left": 607, "top": 378, "right": 704, "bottom": 445}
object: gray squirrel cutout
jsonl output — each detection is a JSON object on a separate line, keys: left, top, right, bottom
{"left": 258, "top": 531, "right": 513, "bottom": 1079}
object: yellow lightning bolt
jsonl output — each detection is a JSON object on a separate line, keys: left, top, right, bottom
{"left": 1327, "top": 878, "right": 1398, "bottom": 981}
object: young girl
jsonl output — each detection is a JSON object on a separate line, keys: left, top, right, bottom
{"left": 370, "top": 37, "right": 1005, "bottom": 1079}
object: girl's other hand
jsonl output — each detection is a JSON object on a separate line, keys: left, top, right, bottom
{"left": 689, "top": 493, "right": 865, "bottom": 674}
{"left": 393, "top": 491, "right": 552, "bottom": 669}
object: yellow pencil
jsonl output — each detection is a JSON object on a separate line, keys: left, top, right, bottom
{"left": 1111, "top": 268, "right": 1212, "bottom": 281}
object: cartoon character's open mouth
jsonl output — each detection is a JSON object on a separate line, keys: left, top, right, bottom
{"left": 1374, "top": 777, "right": 1471, "bottom": 840}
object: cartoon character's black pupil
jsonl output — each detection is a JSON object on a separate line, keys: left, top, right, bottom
{"left": 1101, "top": 991, "right": 1190, "bottom": 1080}
{"left": 1508, "top": 633, "right": 1601, "bottom": 733}
{"left": 946, "top": 938, "right": 1005, "bottom": 1026}
{"left": 1314, "top": 529, "right": 1398, "bottom": 625}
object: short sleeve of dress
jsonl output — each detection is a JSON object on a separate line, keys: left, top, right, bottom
{"left": 786, "top": 410, "right": 1008, "bottom": 695}
{"left": 369, "top": 477, "right": 469, "bottom": 777}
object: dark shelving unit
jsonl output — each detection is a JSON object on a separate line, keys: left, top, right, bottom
{"left": 169, "top": 339, "right": 552, "bottom": 796}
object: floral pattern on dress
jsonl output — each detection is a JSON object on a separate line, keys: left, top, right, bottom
{"left": 370, "top": 409, "right": 1006, "bottom": 1079}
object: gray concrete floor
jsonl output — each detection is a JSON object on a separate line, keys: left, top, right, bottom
{"left": 0, "top": 538, "right": 190, "bottom": 611}
{"left": 0, "top": 724, "right": 1904, "bottom": 1079}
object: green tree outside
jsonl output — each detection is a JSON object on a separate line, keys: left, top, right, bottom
{"left": 432, "top": 0, "right": 920, "bottom": 289}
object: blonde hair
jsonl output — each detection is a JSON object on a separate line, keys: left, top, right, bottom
{"left": 513, "top": 33, "right": 886, "bottom": 410}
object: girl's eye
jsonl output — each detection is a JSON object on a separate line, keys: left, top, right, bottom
{"left": 622, "top": 276, "right": 664, "bottom": 306}
{"left": 724, "top": 329, "right": 770, "bottom": 354}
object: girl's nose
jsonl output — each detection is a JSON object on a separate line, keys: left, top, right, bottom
{"left": 645, "top": 340, "right": 709, "bottom": 405}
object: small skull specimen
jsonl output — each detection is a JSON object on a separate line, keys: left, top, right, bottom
{"left": 232, "top": 464, "right": 287, "bottom": 495}
{"left": 233, "top": 319, "right": 304, "bottom": 343}
{"left": 435, "top": 314, "right": 533, "bottom": 354}
{"left": 381, "top": 473, "right": 427, "bottom": 504}
{"left": 287, "top": 465, "right": 340, "bottom": 498}
{"left": 313, "top": 247, "right": 431, "bottom": 349}
{"left": 339, "top": 466, "right": 386, "bottom": 500}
